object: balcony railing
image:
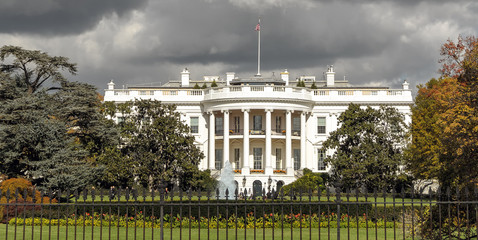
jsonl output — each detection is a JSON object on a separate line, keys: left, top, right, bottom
{"left": 105, "top": 86, "right": 412, "bottom": 104}
{"left": 250, "top": 129, "right": 265, "bottom": 135}
{"left": 230, "top": 129, "right": 243, "bottom": 135}
{"left": 272, "top": 129, "right": 286, "bottom": 135}
{"left": 215, "top": 129, "right": 299, "bottom": 136}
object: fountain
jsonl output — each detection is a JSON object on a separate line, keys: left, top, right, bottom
{"left": 217, "top": 161, "right": 237, "bottom": 199}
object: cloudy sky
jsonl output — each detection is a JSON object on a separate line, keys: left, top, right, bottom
{"left": 1, "top": 0, "right": 477, "bottom": 92}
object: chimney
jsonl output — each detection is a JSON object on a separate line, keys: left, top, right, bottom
{"left": 107, "top": 79, "right": 115, "bottom": 90}
{"left": 326, "top": 65, "right": 335, "bottom": 87}
{"left": 181, "top": 68, "right": 190, "bottom": 87}
{"left": 226, "top": 72, "right": 235, "bottom": 85}
{"left": 280, "top": 69, "right": 289, "bottom": 86}
{"left": 402, "top": 79, "right": 409, "bottom": 90}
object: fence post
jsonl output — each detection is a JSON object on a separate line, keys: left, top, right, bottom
{"left": 336, "top": 188, "right": 341, "bottom": 240}
{"left": 160, "top": 188, "right": 164, "bottom": 240}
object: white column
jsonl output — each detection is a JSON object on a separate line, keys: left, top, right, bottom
{"left": 223, "top": 110, "right": 230, "bottom": 168}
{"left": 300, "top": 112, "right": 306, "bottom": 170}
{"left": 286, "top": 110, "right": 293, "bottom": 174}
{"left": 242, "top": 109, "right": 250, "bottom": 174}
{"left": 208, "top": 112, "right": 215, "bottom": 170}
{"left": 265, "top": 109, "right": 273, "bottom": 175}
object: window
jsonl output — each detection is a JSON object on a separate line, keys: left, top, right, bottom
{"left": 292, "top": 117, "right": 300, "bottom": 136}
{"left": 317, "top": 117, "right": 326, "bottom": 134}
{"left": 234, "top": 148, "right": 240, "bottom": 169}
{"left": 253, "top": 115, "right": 262, "bottom": 130}
{"left": 215, "top": 149, "right": 223, "bottom": 170}
{"left": 215, "top": 117, "right": 223, "bottom": 135}
{"left": 318, "top": 149, "right": 326, "bottom": 170}
{"left": 234, "top": 116, "right": 240, "bottom": 133}
{"left": 253, "top": 148, "right": 262, "bottom": 169}
{"left": 275, "top": 116, "right": 282, "bottom": 133}
{"left": 190, "top": 117, "right": 199, "bottom": 133}
{"left": 293, "top": 149, "right": 301, "bottom": 170}
{"left": 275, "top": 148, "right": 282, "bottom": 169}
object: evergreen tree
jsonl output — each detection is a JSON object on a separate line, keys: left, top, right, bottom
{"left": 210, "top": 80, "right": 218, "bottom": 87}
{"left": 0, "top": 45, "right": 117, "bottom": 192}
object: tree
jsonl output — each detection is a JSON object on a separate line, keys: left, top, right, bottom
{"left": 0, "top": 46, "right": 117, "bottom": 192}
{"left": 193, "top": 83, "right": 200, "bottom": 89}
{"left": 210, "top": 80, "right": 218, "bottom": 88}
{"left": 0, "top": 88, "right": 101, "bottom": 192}
{"left": 201, "top": 83, "right": 207, "bottom": 89}
{"left": 323, "top": 103, "right": 408, "bottom": 191}
{"left": 406, "top": 78, "right": 458, "bottom": 183}
{"left": 0, "top": 45, "right": 77, "bottom": 94}
{"left": 408, "top": 35, "right": 478, "bottom": 190}
{"left": 439, "top": 35, "right": 478, "bottom": 78}
{"left": 103, "top": 99, "right": 205, "bottom": 190}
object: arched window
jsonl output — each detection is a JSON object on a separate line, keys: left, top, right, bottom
{"left": 276, "top": 181, "right": 284, "bottom": 193}
{"left": 253, "top": 180, "right": 263, "bottom": 197}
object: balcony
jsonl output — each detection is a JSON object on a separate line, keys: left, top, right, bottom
{"left": 104, "top": 86, "right": 412, "bottom": 105}
{"left": 203, "top": 86, "right": 313, "bottom": 102}
{"left": 230, "top": 129, "right": 243, "bottom": 135}
{"left": 214, "top": 129, "right": 300, "bottom": 136}
{"left": 250, "top": 129, "right": 265, "bottom": 135}
{"left": 272, "top": 129, "right": 286, "bottom": 135}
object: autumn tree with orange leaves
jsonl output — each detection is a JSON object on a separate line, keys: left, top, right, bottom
{"left": 407, "top": 35, "right": 478, "bottom": 190}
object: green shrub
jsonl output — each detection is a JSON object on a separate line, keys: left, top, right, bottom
{"left": 9, "top": 212, "right": 397, "bottom": 229}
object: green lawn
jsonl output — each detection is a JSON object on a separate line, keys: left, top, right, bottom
{"left": 0, "top": 224, "right": 415, "bottom": 240}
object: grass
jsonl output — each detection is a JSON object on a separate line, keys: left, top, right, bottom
{"left": 0, "top": 224, "right": 414, "bottom": 240}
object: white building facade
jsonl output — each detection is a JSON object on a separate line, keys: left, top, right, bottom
{"left": 104, "top": 66, "right": 413, "bottom": 194}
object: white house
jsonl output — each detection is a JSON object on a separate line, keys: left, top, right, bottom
{"left": 104, "top": 65, "right": 413, "bottom": 194}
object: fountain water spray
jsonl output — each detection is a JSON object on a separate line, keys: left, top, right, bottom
{"left": 217, "top": 161, "right": 237, "bottom": 199}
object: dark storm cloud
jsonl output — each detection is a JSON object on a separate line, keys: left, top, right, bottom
{"left": 319, "top": 0, "right": 455, "bottom": 5}
{"left": 0, "top": 0, "right": 147, "bottom": 35}
{"left": 3, "top": 0, "right": 476, "bottom": 91}
{"left": 102, "top": 0, "right": 477, "bottom": 88}
{"left": 127, "top": 0, "right": 398, "bottom": 74}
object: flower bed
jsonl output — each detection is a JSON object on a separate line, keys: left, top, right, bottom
{"left": 9, "top": 212, "right": 395, "bottom": 229}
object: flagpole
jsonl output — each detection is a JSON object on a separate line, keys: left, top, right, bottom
{"left": 257, "top": 18, "right": 261, "bottom": 77}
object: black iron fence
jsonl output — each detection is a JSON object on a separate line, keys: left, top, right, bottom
{"left": 1, "top": 187, "right": 478, "bottom": 240}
